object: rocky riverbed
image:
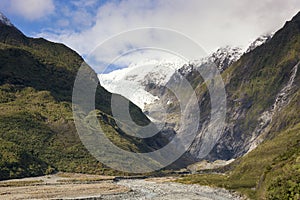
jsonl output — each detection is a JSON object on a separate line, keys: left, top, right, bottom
{"left": 100, "top": 179, "right": 243, "bottom": 200}
{"left": 0, "top": 173, "right": 244, "bottom": 200}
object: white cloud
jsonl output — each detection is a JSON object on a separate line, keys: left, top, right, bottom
{"left": 37, "top": 0, "right": 300, "bottom": 70}
{"left": 71, "top": 0, "right": 98, "bottom": 8}
{"left": 2, "top": 0, "right": 55, "bottom": 21}
{"left": 57, "top": 19, "right": 70, "bottom": 27}
{"left": 52, "top": 1, "right": 97, "bottom": 30}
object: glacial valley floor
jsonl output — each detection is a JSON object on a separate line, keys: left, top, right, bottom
{"left": 0, "top": 173, "right": 243, "bottom": 200}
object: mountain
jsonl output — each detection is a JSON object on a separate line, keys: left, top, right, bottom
{"left": 0, "top": 12, "right": 12, "bottom": 26}
{"left": 178, "top": 11, "right": 300, "bottom": 200}
{"left": 99, "top": 46, "right": 243, "bottom": 117}
{"left": 99, "top": 59, "right": 187, "bottom": 111}
{"left": 99, "top": 11, "right": 300, "bottom": 199}
{"left": 189, "top": 46, "right": 243, "bottom": 72}
{"left": 144, "top": 27, "right": 292, "bottom": 162}
{"left": 190, "top": 12, "right": 300, "bottom": 161}
{"left": 140, "top": 47, "right": 243, "bottom": 158}
{"left": 0, "top": 13, "right": 175, "bottom": 180}
{"left": 246, "top": 33, "right": 274, "bottom": 53}
{"left": 98, "top": 37, "right": 273, "bottom": 161}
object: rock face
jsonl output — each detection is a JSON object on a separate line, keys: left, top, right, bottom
{"left": 99, "top": 29, "right": 282, "bottom": 163}
{"left": 141, "top": 47, "right": 247, "bottom": 160}
{"left": 98, "top": 12, "right": 300, "bottom": 168}
{"left": 142, "top": 13, "right": 300, "bottom": 162}
{"left": 192, "top": 62, "right": 299, "bottom": 160}
{"left": 189, "top": 13, "right": 300, "bottom": 161}
{"left": 99, "top": 46, "right": 243, "bottom": 113}
{"left": 246, "top": 62, "right": 299, "bottom": 153}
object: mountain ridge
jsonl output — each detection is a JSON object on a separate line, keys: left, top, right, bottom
{"left": 177, "top": 11, "right": 300, "bottom": 200}
{"left": 0, "top": 12, "right": 180, "bottom": 179}
{"left": 0, "top": 12, "right": 13, "bottom": 26}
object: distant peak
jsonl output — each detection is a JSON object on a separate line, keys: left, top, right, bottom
{"left": 188, "top": 46, "right": 243, "bottom": 72}
{"left": 291, "top": 11, "right": 300, "bottom": 21}
{"left": 0, "top": 12, "right": 13, "bottom": 26}
{"left": 246, "top": 33, "right": 274, "bottom": 53}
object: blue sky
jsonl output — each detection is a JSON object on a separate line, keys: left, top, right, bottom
{"left": 0, "top": 0, "right": 105, "bottom": 36}
{"left": 1, "top": 0, "right": 300, "bottom": 73}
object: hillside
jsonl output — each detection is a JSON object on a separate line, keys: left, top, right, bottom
{"left": 150, "top": 11, "right": 300, "bottom": 162}
{"left": 0, "top": 16, "right": 174, "bottom": 179}
{"left": 204, "top": 10, "right": 300, "bottom": 160}
{"left": 177, "top": 11, "right": 300, "bottom": 199}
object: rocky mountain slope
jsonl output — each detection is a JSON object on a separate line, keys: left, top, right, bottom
{"left": 190, "top": 12, "right": 300, "bottom": 161}
{"left": 99, "top": 13, "right": 300, "bottom": 199}
{"left": 98, "top": 31, "right": 278, "bottom": 161}
{"left": 178, "top": 11, "right": 300, "bottom": 200}
{"left": 141, "top": 22, "right": 290, "bottom": 163}
{"left": 99, "top": 46, "right": 244, "bottom": 124}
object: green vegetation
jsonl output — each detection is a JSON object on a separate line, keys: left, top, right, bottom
{"left": 177, "top": 12, "right": 300, "bottom": 200}
{"left": 0, "top": 138, "right": 48, "bottom": 180}
{"left": 0, "top": 20, "right": 163, "bottom": 180}
{"left": 177, "top": 123, "right": 300, "bottom": 199}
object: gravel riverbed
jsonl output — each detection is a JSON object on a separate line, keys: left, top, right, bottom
{"left": 0, "top": 174, "right": 245, "bottom": 200}
{"left": 98, "top": 179, "right": 244, "bottom": 200}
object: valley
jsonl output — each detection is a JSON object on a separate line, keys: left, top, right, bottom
{"left": 0, "top": 173, "right": 243, "bottom": 200}
{"left": 0, "top": 7, "right": 299, "bottom": 200}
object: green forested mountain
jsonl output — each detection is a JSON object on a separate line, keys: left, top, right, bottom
{"left": 0, "top": 18, "right": 171, "bottom": 179}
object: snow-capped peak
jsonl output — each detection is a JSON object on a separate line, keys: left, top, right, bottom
{"left": 98, "top": 58, "right": 187, "bottom": 110}
{"left": 99, "top": 47, "right": 243, "bottom": 111}
{"left": 0, "top": 12, "right": 13, "bottom": 26}
{"left": 128, "top": 58, "right": 187, "bottom": 71}
{"left": 246, "top": 33, "right": 274, "bottom": 53}
{"left": 98, "top": 35, "right": 272, "bottom": 113}
{"left": 188, "top": 46, "right": 243, "bottom": 73}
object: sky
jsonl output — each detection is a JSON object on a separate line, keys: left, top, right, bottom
{"left": 1, "top": 0, "right": 300, "bottom": 72}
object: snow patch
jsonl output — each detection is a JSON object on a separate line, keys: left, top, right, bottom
{"left": 189, "top": 46, "right": 243, "bottom": 72}
{"left": 98, "top": 59, "right": 187, "bottom": 110}
{"left": 0, "top": 12, "right": 13, "bottom": 26}
{"left": 246, "top": 33, "right": 274, "bottom": 53}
